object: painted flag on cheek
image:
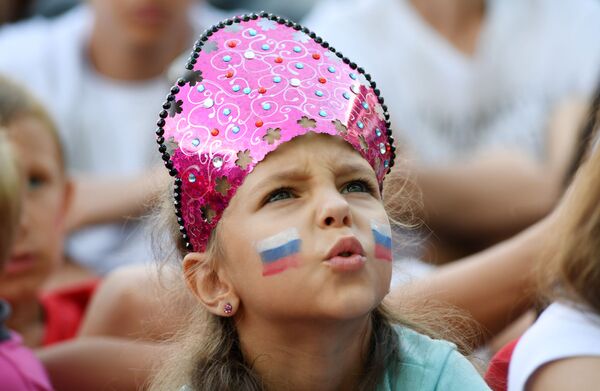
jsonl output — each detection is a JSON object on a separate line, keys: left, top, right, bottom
{"left": 256, "top": 228, "right": 302, "bottom": 276}
{"left": 371, "top": 221, "right": 392, "bottom": 262}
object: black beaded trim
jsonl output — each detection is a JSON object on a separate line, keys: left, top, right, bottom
{"left": 155, "top": 12, "right": 396, "bottom": 252}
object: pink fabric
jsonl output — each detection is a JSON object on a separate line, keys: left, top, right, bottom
{"left": 0, "top": 332, "right": 53, "bottom": 391}
{"left": 161, "top": 15, "right": 394, "bottom": 252}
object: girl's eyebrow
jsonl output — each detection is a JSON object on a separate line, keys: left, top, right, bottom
{"left": 250, "top": 162, "right": 374, "bottom": 195}
{"left": 334, "top": 162, "right": 374, "bottom": 178}
{"left": 250, "top": 167, "right": 312, "bottom": 194}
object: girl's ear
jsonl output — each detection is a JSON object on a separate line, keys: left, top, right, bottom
{"left": 56, "top": 178, "right": 74, "bottom": 234}
{"left": 61, "top": 179, "right": 74, "bottom": 219}
{"left": 183, "top": 252, "right": 240, "bottom": 317}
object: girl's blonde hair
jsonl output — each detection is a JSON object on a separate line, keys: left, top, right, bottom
{"left": 541, "top": 111, "right": 600, "bottom": 314}
{"left": 0, "top": 75, "right": 65, "bottom": 170}
{"left": 149, "top": 157, "right": 476, "bottom": 390}
{"left": 0, "top": 134, "right": 21, "bottom": 267}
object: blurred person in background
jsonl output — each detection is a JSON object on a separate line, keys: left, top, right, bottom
{"left": 0, "top": 0, "right": 79, "bottom": 24}
{"left": 0, "top": 0, "right": 234, "bottom": 277}
{"left": 0, "top": 131, "right": 53, "bottom": 391}
{"left": 0, "top": 75, "right": 102, "bottom": 349}
{"left": 208, "top": 0, "right": 317, "bottom": 20}
{"left": 0, "top": 0, "right": 34, "bottom": 24}
{"left": 28, "top": 0, "right": 81, "bottom": 18}
{"left": 304, "top": 0, "right": 600, "bottom": 263}
{"left": 507, "top": 117, "right": 600, "bottom": 391}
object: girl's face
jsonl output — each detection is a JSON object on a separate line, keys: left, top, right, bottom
{"left": 0, "top": 116, "right": 70, "bottom": 301}
{"left": 218, "top": 133, "right": 392, "bottom": 321}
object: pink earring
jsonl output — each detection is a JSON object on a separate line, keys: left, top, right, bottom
{"left": 223, "top": 303, "right": 233, "bottom": 315}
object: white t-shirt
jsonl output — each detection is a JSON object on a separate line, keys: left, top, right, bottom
{"left": 63, "top": 67, "right": 167, "bottom": 273}
{"left": 508, "top": 302, "right": 600, "bottom": 391}
{"left": 304, "top": 0, "right": 600, "bottom": 164}
{"left": 0, "top": 4, "right": 234, "bottom": 273}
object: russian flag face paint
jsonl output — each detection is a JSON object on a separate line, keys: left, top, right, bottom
{"left": 371, "top": 221, "right": 392, "bottom": 262}
{"left": 256, "top": 228, "right": 302, "bottom": 276}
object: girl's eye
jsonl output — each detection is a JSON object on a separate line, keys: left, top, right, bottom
{"left": 341, "top": 180, "right": 372, "bottom": 194}
{"left": 28, "top": 175, "right": 46, "bottom": 190}
{"left": 265, "top": 188, "right": 294, "bottom": 204}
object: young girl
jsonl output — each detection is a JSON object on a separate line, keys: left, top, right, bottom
{"left": 0, "top": 76, "right": 98, "bottom": 348}
{"left": 506, "top": 119, "right": 600, "bottom": 390}
{"left": 150, "top": 13, "right": 489, "bottom": 390}
{"left": 482, "top": 86, "right": 600, "bottom": 391}
{"left": 0, "top": 136, "right": 53, "bottom": 390}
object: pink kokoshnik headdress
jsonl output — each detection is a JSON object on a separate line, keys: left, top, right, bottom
{"left": 156, "top": 12, "right": 396, "bottom": 252}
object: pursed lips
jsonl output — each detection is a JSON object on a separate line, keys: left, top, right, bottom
{"left": 323, "top": 236, "right": 367, "bottom": 272}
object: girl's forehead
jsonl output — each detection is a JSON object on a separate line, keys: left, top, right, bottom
{"left": 252, "top": 134, "right": 369, "bottom": 175}
{"left": 265, "top": 132, "right": 355, "bottom": 158}
{"left": 6, "top": 117, "right": 62, "bottom": 169}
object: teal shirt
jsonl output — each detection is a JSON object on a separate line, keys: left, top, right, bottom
{"left": 378, "top": 327, "right": 490, "bottom": 390}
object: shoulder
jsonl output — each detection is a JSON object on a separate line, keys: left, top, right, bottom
{"left": 78, "top": 265, "right": 189, "bottom": 341}
{"left": 396, "top": 326, "right": 457, "bottom": 367}
{"left": 0, "top": 5, "right": 91, "bottom": 108}
{"left": 504, "top": 0, "right": 600, "bottom": 24}
{"left": 532, "top": 0, "right": 600, "bottom": 57}
{"left": 543, "top": 0, "right": 600, "bottom": 19}
{"left": 302, "top": 0, "right": 403, "bottom": 45}
{"left": 386, "top": 326, "right": 490, "bottom": 390}
{"left": 527, "top": 357, "right": 600, "bottom": 391}
{"left": 0, "top": 5, "right": 90, "bottom": 60}
{"left": 509, "top": 302, "right": 600, "bottom": 390}
{"left": 0, "top": 5, "right": 92, "bottom": 115}
{"left": 78, "top": 265, "right": 158, "bottom": 337}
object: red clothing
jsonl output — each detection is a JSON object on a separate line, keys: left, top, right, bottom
{"left": 485, "top": 338, "right": 519, "bottom": 391}
{"left": 39, "top": 279, "right": 100, "bottom": 346}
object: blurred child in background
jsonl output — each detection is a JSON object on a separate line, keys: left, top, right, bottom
{"left": 508, "top": 118, "right": 600, "bottom": 390}
{"left": 0, "top": 132, "right": 52, "bottom": 390}
{"left": 0, "top": 0, "right": 233, "bottom": 275}
{"left": 0, "top": 76, "right": 98, "bottom": 348}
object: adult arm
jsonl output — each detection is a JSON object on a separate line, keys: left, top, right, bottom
{"left": 415, "top": 99, "right": 587, "bottom": 244}
{"left": 386, "top": 214, "right": 556, "bottom": 344}
{"left": 37, "top": 337, "right": 166, "bottom": 391}
{"left": 415, "top": 150, "right": 560, "bottom": 241}
{"left": 387, "top": 147, "right": 590, "bottom": 346}
{"left": 65, "top": 166, "right": 169, "bottom": 232}
{"left": 527, "top": 357, "right": 600, "bottom": 391}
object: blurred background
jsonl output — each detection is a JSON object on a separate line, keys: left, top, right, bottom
{"left": 0, "top": 0, "right": 318, "bottom": 22}
{"left": 0, "top": 1, "right": 599, "bottom": 388}
{"left": 1, "top": 0, "right": 599, "bottom": 275}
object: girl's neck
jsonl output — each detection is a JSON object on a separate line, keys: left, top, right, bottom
{"left": 238, "top": 315, "right": 372, "bottom": 391}
{"left": 6, "top": 295, "right": 44, "bottom": 348}
{"left": 87, "top": 22, "right": 192, "bottom": 81}
{"left": 409, "top": 0, "right": 486, "bottom": 55}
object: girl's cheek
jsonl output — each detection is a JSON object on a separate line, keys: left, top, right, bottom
{"left": 256, "top": 228, "right": 302, "bottom": 277}
{"left": 371, "top": 220, "right": 392, "bottom": 262}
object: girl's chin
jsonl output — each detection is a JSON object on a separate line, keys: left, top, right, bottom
{"left": 319, "top": 296, "right": 383, "bottom": 321}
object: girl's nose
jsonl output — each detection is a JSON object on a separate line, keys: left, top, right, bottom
{"left": 316, "top": 190, "right": 353, "bottom": 229}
